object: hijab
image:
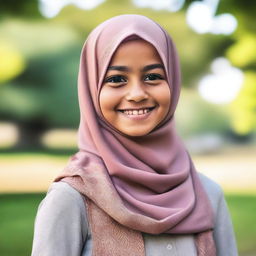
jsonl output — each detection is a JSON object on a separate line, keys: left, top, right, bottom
{"left": 54, "top": 14, "right": 216, "bottom": 255}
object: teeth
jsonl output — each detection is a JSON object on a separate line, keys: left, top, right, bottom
{"left": 122, "top": 108, "right": 153, "bottom": 115}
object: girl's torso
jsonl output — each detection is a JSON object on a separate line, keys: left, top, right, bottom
{"left": 31, "top": 173, "right": 238, "bottom": 256}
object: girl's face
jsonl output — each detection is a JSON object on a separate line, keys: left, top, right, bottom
{"left": 99, "top": 39, "right": 171, "bottom": 137}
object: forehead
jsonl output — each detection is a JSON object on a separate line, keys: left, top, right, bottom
{"left": 109, "top": 39, "right": 163, "bottom": 64}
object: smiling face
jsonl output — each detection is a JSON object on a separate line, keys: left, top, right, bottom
{"left": 99, "top": 39, "right": 171, "bottom": 137}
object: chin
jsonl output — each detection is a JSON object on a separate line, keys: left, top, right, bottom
{"left": 121, "top": 128, "right": 152, "bottom": 137}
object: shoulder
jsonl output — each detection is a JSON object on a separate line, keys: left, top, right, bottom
{"left": 197, "top": 172, "right": 224, "bottom": 214}
{"left": 197, "top": 175, "right": 238, "bottom": 255}
{"left": 37, "top": 181, "right": 87, "bottom": 218}
{"left": 47, "top": 181, "right": 85, "bottom": 203}
{"left": 32, "top": 182, "right": 89, "bottom": 255}
{"left": 197, "top": 172, "right": 223, "bottom": 196}
{"left": 35, "top": 181, "right": 88, "bottom": 239}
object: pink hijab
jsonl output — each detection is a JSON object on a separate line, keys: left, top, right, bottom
{"left": 55, "top": 14, "right": 214, "bottom": 237}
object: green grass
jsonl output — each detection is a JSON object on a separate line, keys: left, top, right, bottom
{"left": 0, "top": 193, "right": 255, "bottom": 256}
{"left": 0, "top": 193, "right": 45, "bottom": 256}
{"left": 226, "top": 194, "right": 256, "bottom": 255}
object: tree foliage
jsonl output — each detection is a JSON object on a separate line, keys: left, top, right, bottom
{"left": 0, "top": 0, "right": 255, "bottom": 144}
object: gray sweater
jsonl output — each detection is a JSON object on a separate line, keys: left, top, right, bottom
{"left": 31, "top": 173, "right": 238, "bottom": 256}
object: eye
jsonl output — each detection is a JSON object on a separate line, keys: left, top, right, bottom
{"left": 104, "top": 75, "right": 127, "bottom": 84}
{"left": 144, "top": 73, "right": 164, "bottom": 81}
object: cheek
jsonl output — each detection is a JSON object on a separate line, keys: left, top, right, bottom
{"left": 99, "top": 87, "right": 121, "bottom": 117}
{"left": 155, "top": 83, "right": 171, "bottom": 110}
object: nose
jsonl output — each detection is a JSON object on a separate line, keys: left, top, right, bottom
{"left": 125, "top": 82, "right": 148, "bottom": 102}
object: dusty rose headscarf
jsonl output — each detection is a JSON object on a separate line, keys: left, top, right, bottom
{"left": 54, "top": 14, "right": 216, "bottom": 255}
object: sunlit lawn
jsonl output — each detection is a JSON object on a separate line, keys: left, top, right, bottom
{"left": 227, "top": 194, "right": 256, "bottom": 256}
{"left": 0, "top": 193, "right": 45, "bottom": 256}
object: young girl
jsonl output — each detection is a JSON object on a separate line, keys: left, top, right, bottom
{"left": 31, "top": 14, "right": 238, "bottom": 256}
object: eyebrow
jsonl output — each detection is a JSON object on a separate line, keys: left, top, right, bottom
{"left": 107, "top": 63, "right": 164, "bottom": 72}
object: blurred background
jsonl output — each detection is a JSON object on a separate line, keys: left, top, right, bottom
{"left": 0, "top": 0, "right": 255, "bottom": 255}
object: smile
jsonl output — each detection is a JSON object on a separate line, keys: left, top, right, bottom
{"left": 118, "top": 107, "right": 155, "bottom": 115}
{"left": 117, "top": 106, "right": 156, "bottom": 120}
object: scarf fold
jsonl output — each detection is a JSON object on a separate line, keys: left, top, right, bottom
{"left": 54, "top": 14, "right": 216, "bottom": 255}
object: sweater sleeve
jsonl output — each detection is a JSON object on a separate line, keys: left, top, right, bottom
{"left": 213, "top": 188, "right": 238, "bottom": 256}
{"left": 198, "top": 172, "right": 238, "bottom": 256}
{"left": 31, "top": 182, "right": 88, "bottom": 256}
